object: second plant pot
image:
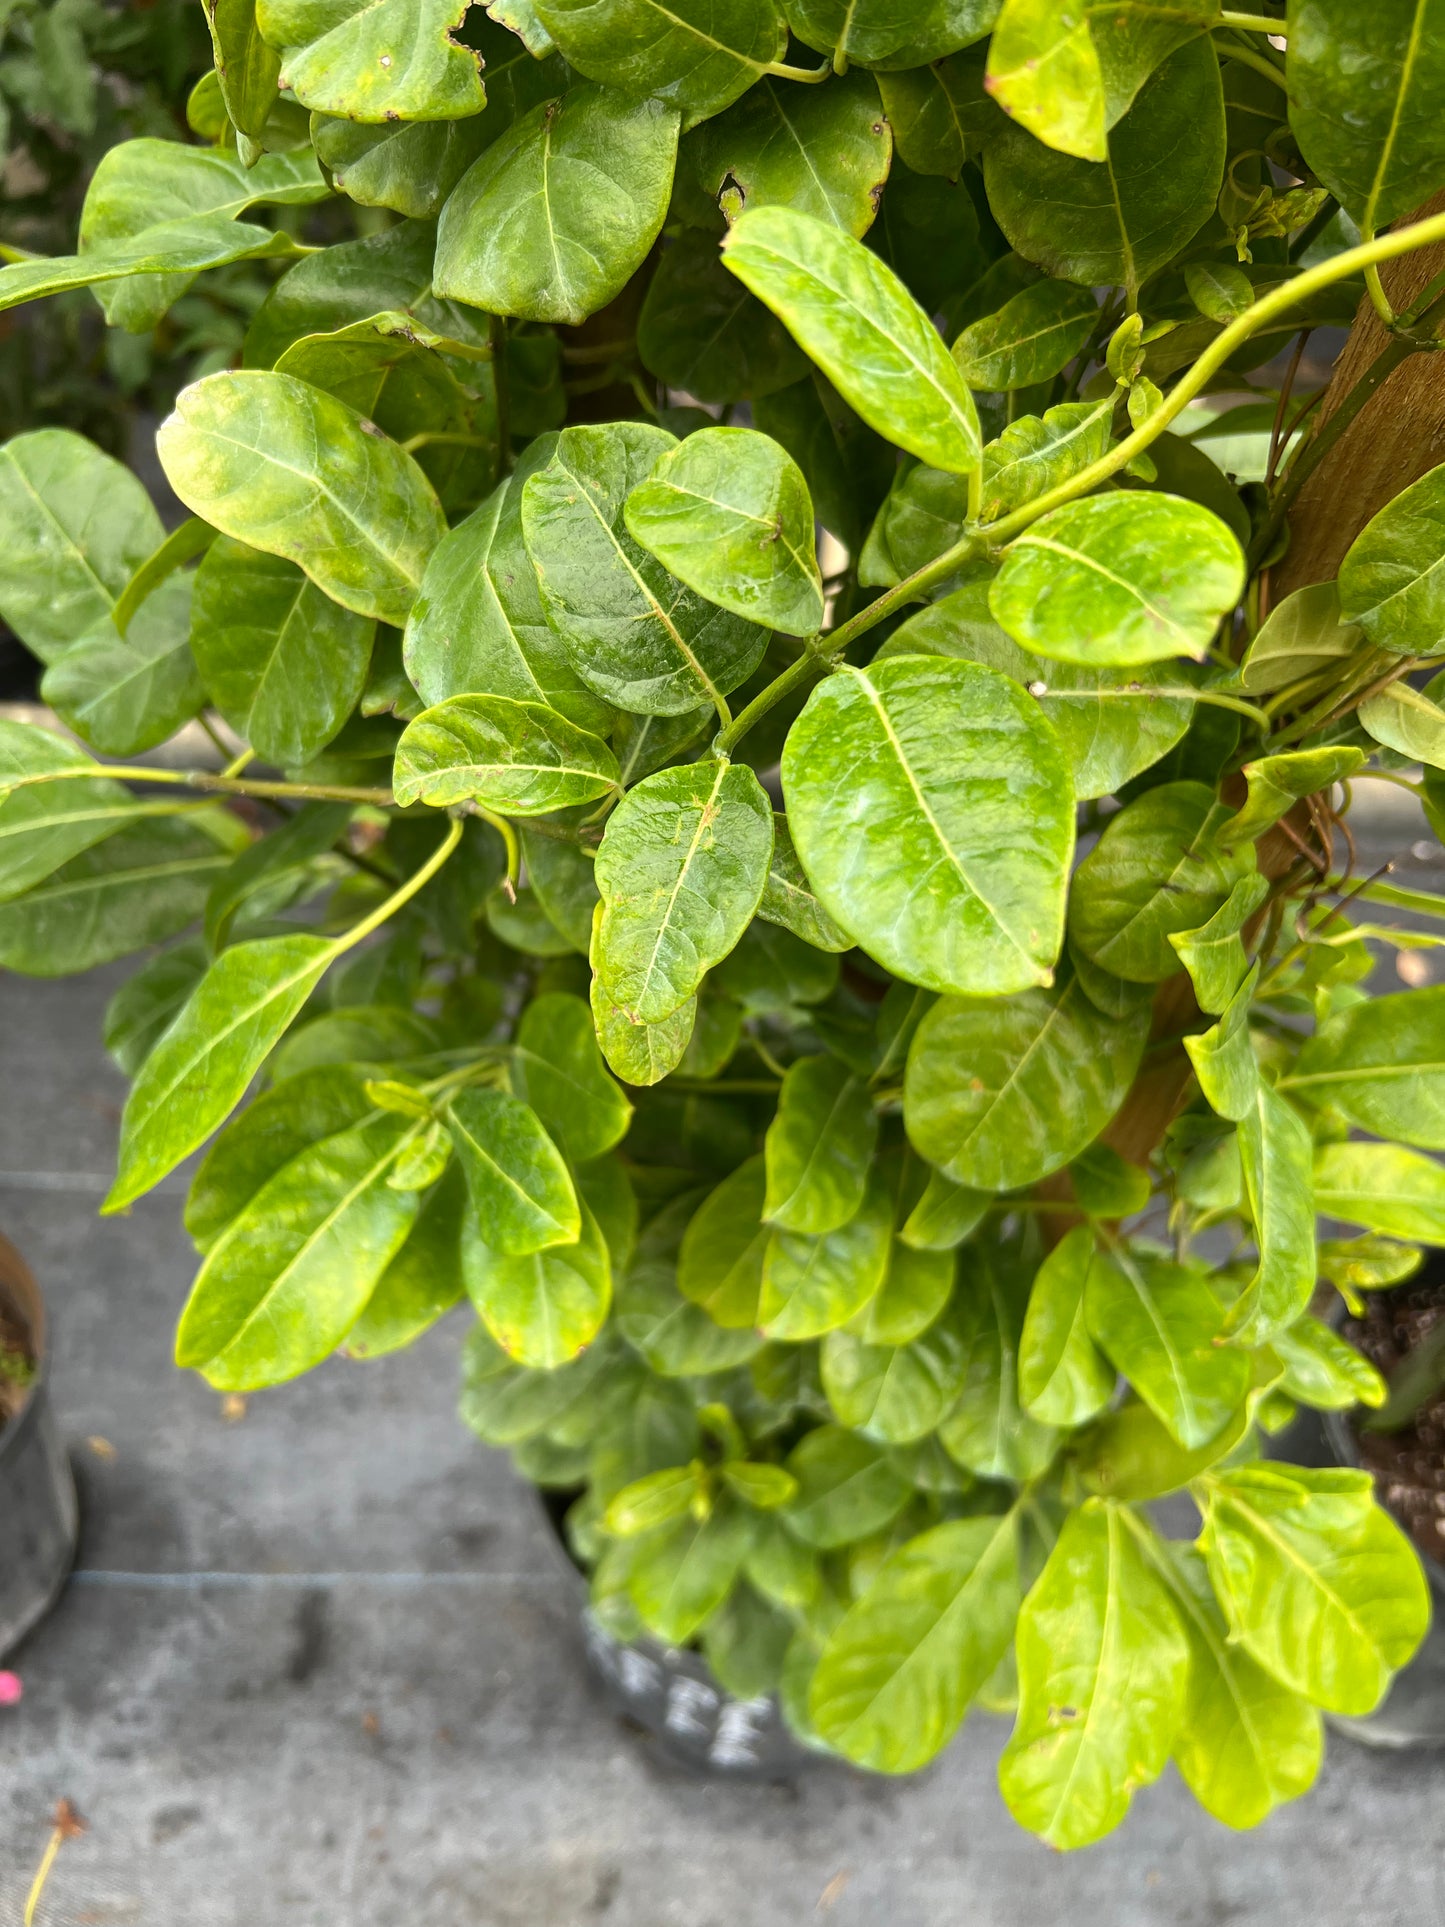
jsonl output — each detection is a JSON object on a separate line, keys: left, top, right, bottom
{"left": 0, "top": 1233, "right": 78, "bottom": 1657}
{"left": 536, "top": 1487, "right": 820, "bottom": 1780}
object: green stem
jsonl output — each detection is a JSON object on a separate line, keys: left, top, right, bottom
{"left": 1364, "top": 257, "right": 1396, "bottom": 328}
{"left": 330, "top": 815, "right": 463, "bottom": 956}
{"left": 1268, "top": 649, "right": 1415, "bottom": 748}
{"left": 3, "top": 763, "right": 392, "bottom": 805}
{"left": 1219, "top": 35, "right": 1288, "bottom": 88}
{"left": 765, "top": 58, "right": 831, "bottom": 81}
{"left": 713, "top": 641, "right": 822, "bottom": 756}
{"left": 1218, "top": 8, "right": 1284, "bottom": 29}
{"left": 112, "top": 516, "right": 217, "bottom": 636}
{"left": 400, "top": 431, "right": 496, "bottom": 454}
{"left": 457, "top": 801, "right": 519, "bottom": 888}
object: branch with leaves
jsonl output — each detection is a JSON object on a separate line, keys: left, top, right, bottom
{"left": 3, "top": 0, "right": 1445, "bottom": 1849}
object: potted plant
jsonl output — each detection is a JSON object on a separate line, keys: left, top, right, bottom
{"left": 0, "top": 1234, "right": 79, "bottom": 1656}
{"left": 2, "top": 0, "right": 1445, "bottom": 1844}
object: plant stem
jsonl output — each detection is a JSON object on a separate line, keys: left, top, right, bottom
{"left": 330, "top": 815, "right": 464, "bottom": 956}
{"left": 713, "top": 641, "right": 823, "bottom": 756}
{"left": 6, "top": 762, "right": 393, "bottom": 805}
{"left": 1219, "top": 8, "right": 1284, "bottom": 30}
{"left": 1219, "top": 35, "right": 1287, "bottom": 88}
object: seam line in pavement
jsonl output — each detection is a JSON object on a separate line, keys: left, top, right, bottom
{"left": 72, "top": 1569, "right": 557, "bottom": 1589}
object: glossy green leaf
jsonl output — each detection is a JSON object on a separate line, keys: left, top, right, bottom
{"left": 676, "top": 1154, "right": 770, "bottom": 1327}
{"left": 785, "top": 0, "right": 999, "bottom": 70}
{"left": 346, "top": 1164, "right": 471, "bottom": 1357}
{"left": 860, "top": 1238, "right": 956, "bottom": 1342}
{"left": 184, "top": 1067, "right": 375, "bottom": 1251}
{"left": 445, "top": 1086, "right": 579, "bottom": 1255}
{"left": 624, "top": 426, "right": 824, "bottom": 638}
{"left": 1287, "top": 987, "right": 1445, "bottom": 1149}
{"left": 206, "top": 0, "right": 284, "bottom": 146}
{"left": 1167, "top": 874, "right": 1269, "bottom": 1015}
{"left": 511, "top": 991, "right": 633, "bottom": 1164}
{"left": 106, "top": 932, "right": 338, "bottom": 1212}
{"left": 761, "top": 1164, "right": 893, "bottom": 1339}
{"left": 157, "top": 371, "right": 446, "bottom": 628}
{"left": 533, "top": 0, "right": 785, "bottom": 126}
{"left": 625, "top": 1497, "right": 755, "bottom": 1643}
{"left": 617, "top": 1258, "right": 764, "bottom": 1376}
{"left": 257, "top": 0, "right": 486, "bottom": 119}
{"left": 899, "top": 1170, "right": 989, "bottom": 1251}
{"left": 0, "top": 215, "right": 302, "bottom": 319}
{"left": 883, "top": 573, "right": 1195, "bottom": 801}
{"left": 1338, "top": 462, "right": 1445, "bottom": 656}
{"left": 175, "top": 1115, "right": 419, "bottom": 1389}
{"left": 0, "top": 816, "right": 233, "bottom": 980}
{"left": 519, "top": 825, "right": 599, "bottom": 957}
{"left": 764, "top": 1053, "right": 878, "bottom": 1234}
{"left": 1075, "top": 1390, "right": 1255, "bottom": 1503}
{"left": 104, "top": 939, "right": 210, "bottom": 1077}
{"left": 243, "top": 220, "right": 492, "bottom": 371}
{"left": 782, "top": 656, "right": 1073, "bottom": 997}
{"left": 590, "top": 975, "right": 697, "bottom": 1086}
{"left": 984, "top": 40, "right": 1224, "bottom": 297}
{"left": 1018, "top": 1224, "right": 1116, "bottom": 1428}
{"left": 523, "top": 422, "right": 769, "bottom": 716}
{"left": 1069, "top": 783, "right": 1256, "bottom": 983}
{"left": 758, "top": 813, "right": 853, "bottom": 953}
{"left": 0, "top": 430, "right": 163, "bottom": 664}
{"left": 810, "top": 1512, "right": 1020, "bottom": 1771}
{"left": 1084, "top": 1245, "right": 1248, "bottom": 1449}
{"left": 1315, "top": 1140, "right": 1445, "bottom": 1242}
{"left": 594, "top": 759, "right": 773, "bottom": 1023}
{"left": 190, "top": 537, "right": 374, "bottom": 769}
{"left": 434, "top": 87, "right": 679, "bottom": 326}
{"left": 1238, "top": 580, "right": 1365, "bottom": 693}
{"left": 721, "top": 204, "right": 982, "bottom": 476}
{"left": 953, "top": 277, "right": 1098, "bottom": 391}
{"left": 1229, "top": 1080, "right": 1316, "bottom": 1344}
{"left": 985, "top": 0, "right": 1106, "bottom": 162}
{"left": 991, "top": 493, "right": 1246, "bottom": 669}
{"left": 0, "top": 722, "right": 142, "bottom": 902}
{"left": 1186, "top": 966, "right": 1259, "bottom": 1129}
{"left": 1272, "top": 1314, "right": 1387, "bottom": 1412}
{"left": 875, "top": 51, "right": 992, "bottom": 178}
{"left": 821, "top": 1305, "right": 967, "bottom": 1442}
{"left": 1222, "top": 745, "right": 1367, "bottom": 846}
{"left": 939, "top": 1244, "right": 1059, "bottom": 1478}
{"left": 393, "top": 694, "right": 619, "bottom": 814}
{"left": 404, "top": 437, "right": 612, "bottom": 735}
{"left": 999, "top": 1500, "right": 1188, "bottom": 1849}
{"left": 905, "top": 976, "right": 1148, "bottom": 1190}
{"left": 1199, "top": 1464, "right": 1431, "bottom": 1716}
{"left": 78, "top": 140, "right": 328, "bottom": 331}
{"left": 1361, "top": 677, "right": 1445, "bottom": 769}
{"left": 784, "top": 1424, "right": 913, "bottom": 1548}
{"left": 458, "top": 1319, "right": 622, "bottom": 1443}
{"left": 463, "top": 1196, "right": 612, "bottom": 1366}
{"left": 1069, "top": 1141, "right": 1150, "bottom": 1218}
{"left": 271, "top": 310, "right": 496, "bottom": 514}
{"left": 692, "top": 69, "right": 893, "bottom": 236}
{"left": 40, "top": 575, "right": 202, "bottom": 758}
{"left": 1162, "top": 1542, "right": 1323, "bottom": 1831}
{"left": 1288, "top": 0, "right": 1445, "bottom": 233}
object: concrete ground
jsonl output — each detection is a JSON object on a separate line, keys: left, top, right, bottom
{"left": 2, "top": 802, "right": 1445, "bottom": 1925}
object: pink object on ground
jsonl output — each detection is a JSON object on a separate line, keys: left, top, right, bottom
{"left": 0, "top": 1671, "right": 22, "bottom": 1705}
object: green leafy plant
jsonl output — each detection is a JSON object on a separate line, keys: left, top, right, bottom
{"left": 4, "top": 0, "right": 1445, "bottom": 1846}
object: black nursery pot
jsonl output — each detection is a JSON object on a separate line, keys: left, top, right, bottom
{"left": 535, "top": 1487, "right": 819, "bottom": 1780}
{"left": 0, "top": 1235, "right": 78, "bottom": 1657}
